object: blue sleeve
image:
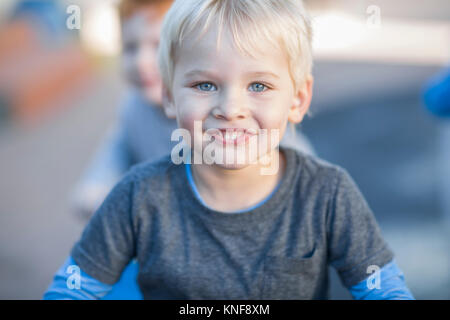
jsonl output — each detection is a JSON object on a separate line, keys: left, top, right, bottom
{"left": 349, "top": 259, "right": 415, "bottom": 300}
{"left": 43, "top": 256, "right": 113, "bottom": 300}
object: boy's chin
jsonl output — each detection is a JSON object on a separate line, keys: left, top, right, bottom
{"left": 201, "top": 150, "right": 271, "bottom": 171}
{"left": 211, "top": 161, "right": 251, "bottom": 170}
{"left": 195, "top": 141, "right": 280, "bottom": 169}
{"left": 200, "top": 153, "right": 252, "bottom": 170}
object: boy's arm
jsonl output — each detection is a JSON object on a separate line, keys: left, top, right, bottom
{"left": 70, "top": 170, "right": 138, "bottom": 286}
{"left": 326, "top": 167, "right": 414, "bottom": 299}
{"left": 43, "top": 256, "right": 113, "bottom": 300}
{"left": 349, "top": 259, "right": 415, "bottom": 300}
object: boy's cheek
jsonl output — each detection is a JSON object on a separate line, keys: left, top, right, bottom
{"left": 175, "top": 98, "right": 210, "bottom": 127}
{"left": 257, "top": 111, "right": 288, "bottom": 131}
{"left": 175, "top": 116, "right": 203, "bottom": 153}
{"left": 177, "top": 112, "right": 201, "bottom": 133}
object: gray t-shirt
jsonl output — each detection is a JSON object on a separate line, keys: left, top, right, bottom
{"left": 71, "top": 147, "right": 394, "bottom": 299}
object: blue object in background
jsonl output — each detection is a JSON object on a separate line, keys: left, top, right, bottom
{"left": 423, "top": 67, "right": 450, "bottom": 118}
{"left": 10, "top": 0, "right": 68, "bottom": 46}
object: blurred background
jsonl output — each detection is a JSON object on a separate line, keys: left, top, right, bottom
{"left": 0, "top": 0, "right": 449, "bottom": 299}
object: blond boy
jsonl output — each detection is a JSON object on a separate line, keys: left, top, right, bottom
{"left": 46, "top": 0, "right": 413, "bottom": 300}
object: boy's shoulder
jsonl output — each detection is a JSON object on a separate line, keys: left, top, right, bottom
{"left": 285, "top": 147, "right": 346, "bottom": 184}
{"left": 115, "top": 153, "right": 183, "bottom": 204}
{"left": 126, "top": 153, "right": 177, "bottom": 182}
{"left": 287, "top": 148, "right": 368, "bottom": 213}
{"left": 284, "top": 147, "right": 362, "bottom": 205}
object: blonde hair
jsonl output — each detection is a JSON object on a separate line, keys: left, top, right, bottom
{"left": 158, "top": 0, "right": 313, "bottom": 96}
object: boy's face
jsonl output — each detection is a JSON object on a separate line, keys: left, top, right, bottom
{"left": 165, "top": 24, "right": 312, "bottom": 169}
{"left": 121, "top": 8, "right": 164, "bottom": 105}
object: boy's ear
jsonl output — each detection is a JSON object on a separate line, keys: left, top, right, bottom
{"left": 288, "top": 75, "right": 314, "bottom": 124}
{"left": 162, "top": 85, "right": 177, "bottom": 119}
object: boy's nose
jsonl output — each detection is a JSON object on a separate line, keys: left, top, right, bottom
{"left": 213, "top": 90, "right": 248, "bottom": 121}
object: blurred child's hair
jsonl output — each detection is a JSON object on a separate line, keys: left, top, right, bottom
{"left": 158, "top": 0, "right": 314, "bottom": 96}
{"left": 118, "top": 0, "right": 173, "bottom": 22}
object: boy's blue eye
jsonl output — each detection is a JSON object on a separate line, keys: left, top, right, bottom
{"left": 249, "top": 83, "right": 267, "bottom": 92}
{"left": 196, "top": 82, "right": 217, "bottom": 91}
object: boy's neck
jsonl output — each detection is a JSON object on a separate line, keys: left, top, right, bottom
{"left": 190, "top": 149, "right": 286, "bottom": 213}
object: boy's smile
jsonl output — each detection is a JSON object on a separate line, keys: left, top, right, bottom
{"left": 165, "top": 23, "right": 308, "bottom": 170}
{"left": 208, "top": 128, "right": 258, "bottom": 146}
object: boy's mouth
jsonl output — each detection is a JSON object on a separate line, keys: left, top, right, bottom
{"left": 207, "top": 128, "right": 258, "bottom": 146}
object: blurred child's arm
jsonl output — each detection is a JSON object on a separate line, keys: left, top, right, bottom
{"left": 71, "top": 120, "right": 134, "bottom": 219}
{"left": 349, "top": 259, "right": 415, "bottom": 300}
{"left": 43, "top": 256, "right": 113, "bottom": 300}
{"left": 83, "top": 125, "right": 133, "bottom": 187}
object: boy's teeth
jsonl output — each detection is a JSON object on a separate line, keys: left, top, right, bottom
{"left": 224, "top": 130, "right": 244, "bottom": 140}
{"left": 225, "top": 132, "right": 235, "bottom": 140}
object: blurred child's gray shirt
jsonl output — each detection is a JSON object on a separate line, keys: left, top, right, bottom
{"left": 71, "top": 147, "right": 393, "bottom": 299}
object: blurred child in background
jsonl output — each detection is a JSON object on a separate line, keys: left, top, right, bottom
{"left": 71, "top": 0, "right": 176, "bottom": 221}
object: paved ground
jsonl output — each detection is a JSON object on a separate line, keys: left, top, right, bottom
{"left": 0, "top": 62, "right": 448, "bottom": 299}
{"left": 0, "top": 69, "right": 123, "bottom": 299}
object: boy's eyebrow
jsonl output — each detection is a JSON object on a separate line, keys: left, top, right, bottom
{"left": 244, "top": 71, "right": 280, "bottom": 80}
{"left": 184, "top": 69, "right": 218, "bottom": 79}
{"left": 184, "top": 69, "right": 280, "bottom": 80}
